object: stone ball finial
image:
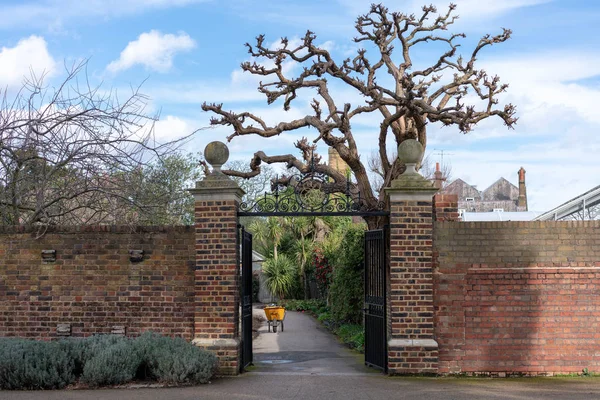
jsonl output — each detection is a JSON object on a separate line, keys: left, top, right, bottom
{"left": 204, "top": 141, "right": 229, "bottom": 172}
{"left": 398, "top": 139, "right": 424, "bottom": 176}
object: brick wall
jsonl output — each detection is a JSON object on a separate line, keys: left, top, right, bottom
{"left": 434, "top": 219, "right": 600, "bottom": 375}
{"left": 0, "top": 226, "right": 195, "bottom": 340}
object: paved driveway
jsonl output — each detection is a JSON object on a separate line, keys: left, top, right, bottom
{"left": 2, "top": 310, "right": 600, "bottom": 399}
{"left": 251, "top": 306, "right": 373, "bottom": 376}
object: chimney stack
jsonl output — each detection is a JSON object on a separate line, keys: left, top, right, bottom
{"left": 433, "top": 162, "right": 445, "bottom": 189}
{"left": 328, "top": 147, "right": 349, "bottom": 175}
{"left": 517, "top": 167, "right": 528, "bottom": 211}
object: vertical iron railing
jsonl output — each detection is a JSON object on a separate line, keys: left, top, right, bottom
{"left": 241, "top": 226, "right": 253, "bottom": 370}
{"left": 364, "top": 227, "right": 387, "bottom": 372}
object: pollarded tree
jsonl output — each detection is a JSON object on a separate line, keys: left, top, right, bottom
{"left": 202, "top": 3, "right": 517, "bottom": 228}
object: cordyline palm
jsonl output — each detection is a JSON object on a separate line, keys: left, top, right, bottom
{"left": 285, "top": 216, "right": 321, "bottom": 299}
{"left": 248, "top": 217, "right": 284, "bottom": 260}
{"left": 262, "top": 254, "right": 295, "bottom": 300}
{"left": 293, "top": 236, "right": 315, "bottom": 299}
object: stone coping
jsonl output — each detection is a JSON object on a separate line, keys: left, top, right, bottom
{"left": 0, "top": 225, "right": 194, "bottom": 234}
{"left": 388, "top": 339, "right": 439, "bottom": 349}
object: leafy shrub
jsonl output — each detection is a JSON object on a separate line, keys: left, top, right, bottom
{"left": 280, "top": 299, "right": 325, "bottom": 314}
{"left": 329, "top": 224, "right": 366, "bottom": 324}
{"left": 67, "top": 334, "right": 125, "bottom": 376}
{"left": 0, "top": 333, "right": 218, "bottom": 390}
{"left": 135, "top": 332, "right": 217, "bottom": 385}
{"left": 81, "top": 338, "right": 141, "bottom": 387}
{"left": 252, "top": 273, "right": 260, "bottom": 302}
{"left": 312, "top": 248, "right": 333, "bottom": 297}
{"left": 335, "top": 324, "right": 365, "bottom": 352}
{"left": 152, "top": 339, "right": 217, "bottom": 384}
{"left": 317, "top": 312, "right": 331, "bottom": 322}
{"left": 0, "top": 338, "right": 75, "bottom": 390}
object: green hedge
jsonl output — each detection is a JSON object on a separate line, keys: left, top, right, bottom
{"left": 279, "top": 299, "right": 326, "bottom": 314}
{"left": 328, "top": 224, "right": 365, "bottom": 324}
{"left": 0, "top": 334, "right": 217, "bottom": 390}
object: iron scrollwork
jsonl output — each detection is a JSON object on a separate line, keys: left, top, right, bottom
{"left": 238, "top": 163, "right": 387, "bottom": 216}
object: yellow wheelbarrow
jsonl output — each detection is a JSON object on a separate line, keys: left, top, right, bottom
{"left": 263, "top": 305, "right": 286, "bottom": 333}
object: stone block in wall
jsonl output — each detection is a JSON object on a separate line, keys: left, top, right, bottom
{"left": 56, "top": 323, "right": 71, "bottom": 336}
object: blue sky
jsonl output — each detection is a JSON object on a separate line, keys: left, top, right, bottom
{"left": 1, "top": 0, "right": 599, "bottom": 212}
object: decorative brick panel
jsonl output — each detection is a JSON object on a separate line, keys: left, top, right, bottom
{"left": 0, "top": 226, "right": 195, "bottom": 340}
{"left": 388, "top": 345, "right": 438, "bottom": 374}
{"left": 434, "top": 220, "right": 600, "bottom": 375}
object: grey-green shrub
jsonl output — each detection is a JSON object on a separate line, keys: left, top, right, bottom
{"left": 0, "top": 333, "right": 217, "bottom": 389}
{"left": 81, "top": 338, "right": 141, "bottom": 387}
{"left": 0, "top": 338, "right": 75, "bottom": 390}
{"left": 135, "top": 332, "right": 217, "bottom": 384}
{"left": 67, "top": 334, "right": 125, "bottom": 376}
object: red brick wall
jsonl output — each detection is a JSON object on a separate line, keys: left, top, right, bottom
{"left": 434, "top": 220, "right": 600, "bottom": 375}
{"left": 433, "top": 194, "right": 460, "bottom": 222}
{"left": 0, "top": 226, "right": 195, "bottom": 340}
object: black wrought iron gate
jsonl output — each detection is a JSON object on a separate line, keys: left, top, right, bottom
{"left": 240, "top": 227, "right": 253, "bottom": 371}
{"left": 364, "top": 228, "right": 387, "bottom": 372}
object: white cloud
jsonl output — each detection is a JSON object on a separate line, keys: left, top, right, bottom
{"left": 107, "top": 30, "right": 196, "bottom": 73}
{"left": 149, "top": 80, "right": 264, "bottom": 104}
{"left": 0, "top": 0, "right": 210, "bottom": 30}
{"left": 337, "top": 0, "right": 551, "bottom": 20}
{"left": 413, "top": 0, "right": 552, "bottom": 20}
{"left": 481, "top": 51, "right": 600, "bottom": 124}
{"left": 0, "top": 35, "right": 56, "bottom": 89}
{"left": 153, "top": 115, "right": 194, "bottom": 142}
{"left": 256, "top": 0, "right": 552, "bottom": 35}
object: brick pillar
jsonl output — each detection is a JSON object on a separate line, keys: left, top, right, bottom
{"left": 433, "top": 194, "right": 459, "bottom": 222}
{"left": 384, "top": 140, "right": 439, "bottom": 374}
{"left": 188, "top": 142, "right": 245, "bottom": 375}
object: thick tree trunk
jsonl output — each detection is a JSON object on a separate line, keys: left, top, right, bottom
{"left": 363, "top": 215, "right": 389, "bottom": 230}
{"left": 303, "top": 271, "right": 309, "bottom": 300}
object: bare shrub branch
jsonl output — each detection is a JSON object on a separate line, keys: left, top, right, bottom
{"left": 0, "top": 60, "right": 197, "bottom": 226}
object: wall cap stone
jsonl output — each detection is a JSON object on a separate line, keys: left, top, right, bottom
{"left": 192, "top": 338, "right": 240, "bottom": 348}
{"left": 0, "top": 225, "right": 194, "bottom": 234}
{"left": 386, "top": 190, "right": 438, "bottom": 202}
{"left": 388, "top": 339, "right": 439, "bottom": 348}
{"left": 188, "top": 186, "right": 245, "bottom": 202}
